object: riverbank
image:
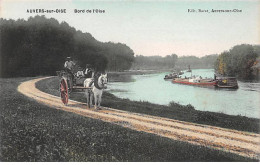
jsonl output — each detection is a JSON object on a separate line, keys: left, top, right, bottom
{"left": 37, "top": 77, "right": 260, "bottom": 133}
{"left": 1, "top": 77, "right": 257, "bottom": 161}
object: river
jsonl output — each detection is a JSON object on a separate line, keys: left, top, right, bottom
{"left": 107, "top": 69, "right": 260, "bottom": 119}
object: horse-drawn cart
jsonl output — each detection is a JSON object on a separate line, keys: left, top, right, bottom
{"left": 56, "top": 70, "right": 92, "bottom": 106}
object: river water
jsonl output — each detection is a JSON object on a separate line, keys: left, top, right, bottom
{"left": 108, "top": 69, "right": 260, "bottom": 119}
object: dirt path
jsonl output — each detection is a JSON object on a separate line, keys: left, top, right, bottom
{"left": 17, "top": 77, "right": 260, "bottom": 159}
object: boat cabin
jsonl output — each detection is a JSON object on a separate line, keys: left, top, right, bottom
{"left": 216, "top": 76, "right": 238, "bottom": 89}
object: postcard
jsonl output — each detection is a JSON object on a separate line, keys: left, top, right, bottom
{"left": 0, "top": 0, "right": 259, "bottom": 162}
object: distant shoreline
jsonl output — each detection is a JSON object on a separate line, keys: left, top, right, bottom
{"left": 107, "top": 68, "right": 216, "bottom": 76}
{"left": 108, "top": 69, "right": 168, "bottom": 76}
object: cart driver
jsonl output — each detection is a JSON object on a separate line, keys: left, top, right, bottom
{"left": 64, "top": 57, "right": 75, "bottom": 80}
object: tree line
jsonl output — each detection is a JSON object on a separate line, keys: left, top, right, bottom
{"left": 0, "top": 16, "right": 134, "bottom": 77}
{"left": 131, "top": 54, "right": 178, "bottom": 70}
{"left": 131, "top": 54, "right": 218, "bottom": 71}
{"left": 214, "top": 44, "right": 260, "bottom": 79}
{"left": 175, "top": 55, "right": 218, "bottom": 70}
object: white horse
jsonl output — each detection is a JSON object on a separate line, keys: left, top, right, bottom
{"left": 83, "top": 73, "right": 108, "bottom": 110}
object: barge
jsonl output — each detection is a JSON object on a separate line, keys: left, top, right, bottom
{"left": 172, "top": 75, "right": 238, "bottom": 89}
{"left": 164, "top": 70, "right": 184, "bottom": 80}
{"left": 173, "top": 76, "right": 217, "bottom": 86}
{"left": 164, "top": 73, "right": 179, "bottom": 80}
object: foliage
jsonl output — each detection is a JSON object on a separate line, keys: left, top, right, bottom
{"left": 175, "top": 54, "right": 218, "bottom": 70}
{"left": 214, "top": 44, "right": 259, "bottom": 79}
{"left": 132, "top": 54, "right": 218, "bottom": 70}
{"left": 132, "top": 54, "right": 178, "bottom": 70}
{"left": 0, "top": 16, "right": 134, "bottom": 77}
{"left": 102, "top": 42, "right": 134, "bottom": 71}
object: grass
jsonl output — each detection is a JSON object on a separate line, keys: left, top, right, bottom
{"left": 0, "top": 77, "right": 258, "bottom": 161}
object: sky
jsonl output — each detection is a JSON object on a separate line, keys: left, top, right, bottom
{"left": 1, "top": 0, "right": 259, "bottom": 57}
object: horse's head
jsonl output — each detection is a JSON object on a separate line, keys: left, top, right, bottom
{"left": 99, "top": 73, "right": 108, "bottom": 89}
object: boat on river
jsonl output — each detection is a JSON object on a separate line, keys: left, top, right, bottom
{"left": 187, "top": 65, "right": 192, "bottom": 72}
{"left": 178, "top": 71, "right": 184, "bottom": 75}
{"left": 215, "top": 77, "right": 238, "bottom": 89}
{"left": 172, "top": 75, "right": 238, "bottom": 89}
{"left": 164, "top": 70, "right": 185, "bottom": 80}
{"left": 172, "top": 76, "right": 217, "bottom": 86}
{"left": 164, "top": 73, "right": 179, "bottom": 80}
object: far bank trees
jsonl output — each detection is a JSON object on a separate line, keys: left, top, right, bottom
{"left": 131, "top": 54, "right": 178, "bottom": 70}
{"left": 132, "top": 54, "right": 217, "bottom": 70}
{"left": 214, "top": 44, "right": 260, "bottom": 79}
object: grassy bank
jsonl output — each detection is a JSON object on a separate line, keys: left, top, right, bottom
{"left": 37, "top": 77, "right": 260, "bottom": 134}
{"left": 0, "top": 77, "right": 258, "bottom": 161}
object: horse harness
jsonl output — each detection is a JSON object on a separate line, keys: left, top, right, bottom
{"left": 94, "top": 77, "right": 106, "bottom": 90}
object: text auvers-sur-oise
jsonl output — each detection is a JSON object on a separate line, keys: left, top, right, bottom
{"left": 26, "top": 9, "right": 106, "bottom": 14}
{"left": 27, "top": 9, "right": 67, "bottom": 13}
{"left": 188, "top": 9, "right": 242, "bottom": 13}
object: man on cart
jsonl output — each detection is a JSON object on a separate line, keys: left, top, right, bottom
{"left": 64, "top": 57, "right": 75, "bottom": 73}
{"left": 64, "top": 56, "right": 76, "bottom": 87}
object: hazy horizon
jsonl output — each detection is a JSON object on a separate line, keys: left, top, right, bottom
{"left": 1, "top": 0, "right": 259, "bottom": 57}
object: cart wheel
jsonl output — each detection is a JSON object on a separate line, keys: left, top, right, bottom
{"left": 60, "top": 78, "right": 69, "bottom": 105}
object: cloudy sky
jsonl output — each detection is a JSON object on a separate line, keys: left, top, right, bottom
{"left": 1, "top": 0, "right": 259, "bottom": 57}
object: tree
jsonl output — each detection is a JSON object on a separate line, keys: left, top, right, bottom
{"left": 214, "top": 44, "right": 258, "bottom": 79}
